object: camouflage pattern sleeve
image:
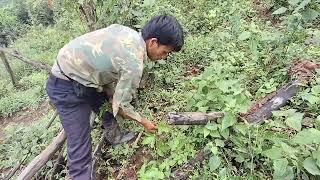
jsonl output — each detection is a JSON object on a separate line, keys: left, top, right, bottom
{"left": 112, "top": 64, "right": 143, "bottom": 122}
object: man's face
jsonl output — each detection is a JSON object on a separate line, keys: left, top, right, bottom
{"left": 146, "top": 38, "right": 174, "bottom": 61}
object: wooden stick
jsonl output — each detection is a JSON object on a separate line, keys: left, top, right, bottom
{"left": 167, "top": 112, "right": 224, "bottom": 125}
{"left": 4, "top": 155, "right": 28, "bottom": 180}
{"left": 46, "top": 110, "right": 58, "bottom": 129}
{"left": 0, "top": 51, "right": 17, "bottom": 87}
{"left": 0, "top": 48, "right": 51, "bottom": 72}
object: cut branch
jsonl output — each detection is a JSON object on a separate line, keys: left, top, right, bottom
{"left": 167, "top": 112, "right": 224, "bottom": 125}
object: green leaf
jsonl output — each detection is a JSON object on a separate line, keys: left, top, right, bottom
{"left": 301, "top": 9, "right": 320, "bottom": 21}
{"left": 221, "top": 112, "right": 236, "bottom": 130}
{"left": 233, "top": 124, "right": 247, "bottom": 135}
{"left": 263, "top": 147, "right": 283, "bottom": 160}
{"left": 143, "top": 0, "right": 156, "bottom": 6}
{"left": 303, "top": 157, "right": 320, "bottom": 175}
{"left": 238, "top": 31, "right": 251, "bottom": 41}
{"left": 272, "top": 7, "right": 288, "bottom": 15}
{"left": 295, "top": 0, "right": 311, "bottom": 12}
{"left": 209, "top": 155, "right": 221, "bottom": 171}
{"left": 312, "top": 149, "right": 320, "bottom": 168}
{"left": 285, "top": 112, "right": 304, "bottom": 131}
{"left": 288, "top": 0, "right": 301, "bottom": 6}
{"left": 293, "top": 128, "right": 320, "bottom": 145}
{"left": 204, "top": 128, "right": 210, "bottom": 138}
{"left": 142, "top": 135, "right": 156, "bottom": 148}
{"left": 273, "top": 158, "right": 288, "bottom": 177}
{"left": 215, "top": 139, "right": 225, "bottom": 147}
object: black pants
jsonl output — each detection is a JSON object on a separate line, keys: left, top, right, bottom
{"left": 46, "top": 74, "right": 111, "bottom": 180}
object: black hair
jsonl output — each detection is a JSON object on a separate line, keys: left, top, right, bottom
{"left": 142, "top": 15, "right": 184, "bottom": 52}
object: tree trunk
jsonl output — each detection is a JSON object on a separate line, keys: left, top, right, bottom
{"left": 79, "top": 0, "right": 98, "bottom": 31}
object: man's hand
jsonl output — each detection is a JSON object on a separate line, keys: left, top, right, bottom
{"left": 140, "top": 119, "right": 157, "bottom": 133}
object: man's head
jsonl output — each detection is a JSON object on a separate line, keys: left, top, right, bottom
{"left": 142, "top": 15, "right": 184, "bottom": 61}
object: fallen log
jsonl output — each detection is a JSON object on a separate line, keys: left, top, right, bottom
{"left": 17, "top": 130, "right": 67, "bottom": 180}
{"left": 167, "top": 112, "right": 224, "bottom": 125}
{"left": 170, "top": 60, "right": 320, "bottom": 178}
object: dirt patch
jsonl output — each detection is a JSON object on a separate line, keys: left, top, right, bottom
{"left": 115, "top": 147, "right": 152, "bottom": 180}
{"left": 252, "top": 0, "right": 281, "bottom": 27}
{"left": 0, "top": 100, "right": 51, "bottom": 141}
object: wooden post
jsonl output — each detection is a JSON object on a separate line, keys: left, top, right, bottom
{"left": 0, "top": 51, "right": 17, "bottom": 87}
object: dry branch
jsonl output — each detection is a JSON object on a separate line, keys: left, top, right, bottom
{"left": 0, "top": 48, "right": 51, "bottom": 72}
{"left": 167, "top": 112, "right": 224, "bottom": 125}
{"left": 46, "top": 110, "right": 58, "bottom": 129}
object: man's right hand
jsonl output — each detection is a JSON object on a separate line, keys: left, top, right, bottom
{"left": 140, "top": 119, "right": 157, "bottom": 133}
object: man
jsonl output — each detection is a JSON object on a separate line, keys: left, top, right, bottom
{"left": 46, "top": 15, "right": 184, "bottom": 179}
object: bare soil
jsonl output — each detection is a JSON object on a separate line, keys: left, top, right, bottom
{"left": 0, "top": 100, "right": 51, "bottom": 141}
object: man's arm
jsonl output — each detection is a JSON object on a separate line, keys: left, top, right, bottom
{"left": 111, "top": 69, "right": 157, "bottom": 132}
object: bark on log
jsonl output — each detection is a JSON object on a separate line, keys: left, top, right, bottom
{"left": 0, "top": 48, "right": 51, "bottom": 72}
{"left": 17, "top": 130, "right": 67, "bottom": 180}
{"left": 243, "top": 80, "right": 300, "bottom": 123}
{"left": 0, "top": 51, "right": 17, "bottom": 87}
{"left": 167, "top": 112, "right": 224, "bottom": 125}
{"left": 171, "top": 149, "right": 211, "bottom": 180}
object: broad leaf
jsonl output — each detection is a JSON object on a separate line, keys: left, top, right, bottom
{"left": 293, "top": 128, "right": 320, "bottom": 145}
{"left": 263, "top": 146, "right": 282, "bottom": 160}
{"left": 303, "top": 157, "right": 320, "bottom": 175}
{"left": 221, "top": 112, "right": 236, "bottom": 130}
{"left": 273, "top": 158, "right": 288, "bottom": 177}
{"left": 209, "top": 155, "right": 221, "bottom": 171}
{"left": 285, "top": 112, "right": 304, "bottom": 131}
{"left": 238, "top": 31, "right": 251, "bottom": 41}
{"left": 272, "top": 7, "right": 288, "bottom": 15}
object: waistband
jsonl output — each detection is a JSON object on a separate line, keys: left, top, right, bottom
{"left": 49, "top": 73, "right": 73, "bottom": 86}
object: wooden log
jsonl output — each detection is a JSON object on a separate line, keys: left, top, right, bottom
{"left": 0, "top": 51, "right": 17, "bottom": 87}
{"left": 17, "top": 130, "right": 67, "bottom": 180}
{"left": 243, "top": 80, "right": 301, "bottom": 124}
{"left": 171, "top": 149, "right": 211, "bottom": 180}
{"left": 0, "top": 48, "right": 51, "bottom": 72}
{"left": 167, "top": 112, "right": 224, "bottom": 125}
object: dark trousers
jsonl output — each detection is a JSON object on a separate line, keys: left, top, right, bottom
{"left": 46, "top": 74, "right": 111, "bottom": 180}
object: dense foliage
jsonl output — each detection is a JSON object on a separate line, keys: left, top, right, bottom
{"left": 0, "top": 0, "right": 320, "bottom": 179}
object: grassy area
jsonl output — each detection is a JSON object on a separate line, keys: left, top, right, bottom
{"left": 0, "top": 0, "right": 320, "bottom": 179}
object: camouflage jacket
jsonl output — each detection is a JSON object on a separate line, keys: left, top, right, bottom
{"left": 51, "top": 24, "right": 147, "bottom": 122}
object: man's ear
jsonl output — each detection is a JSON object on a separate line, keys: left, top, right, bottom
{"left": 149, "top": 38, "right": 159, "bottom": 47}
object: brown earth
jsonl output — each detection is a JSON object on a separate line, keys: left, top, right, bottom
{"left": 0, "top": 100, "right": 51, "bottom": 141}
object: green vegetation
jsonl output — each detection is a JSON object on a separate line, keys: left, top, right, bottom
{"left": 0, "top": 0, "right": 320, "bottom": 179}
